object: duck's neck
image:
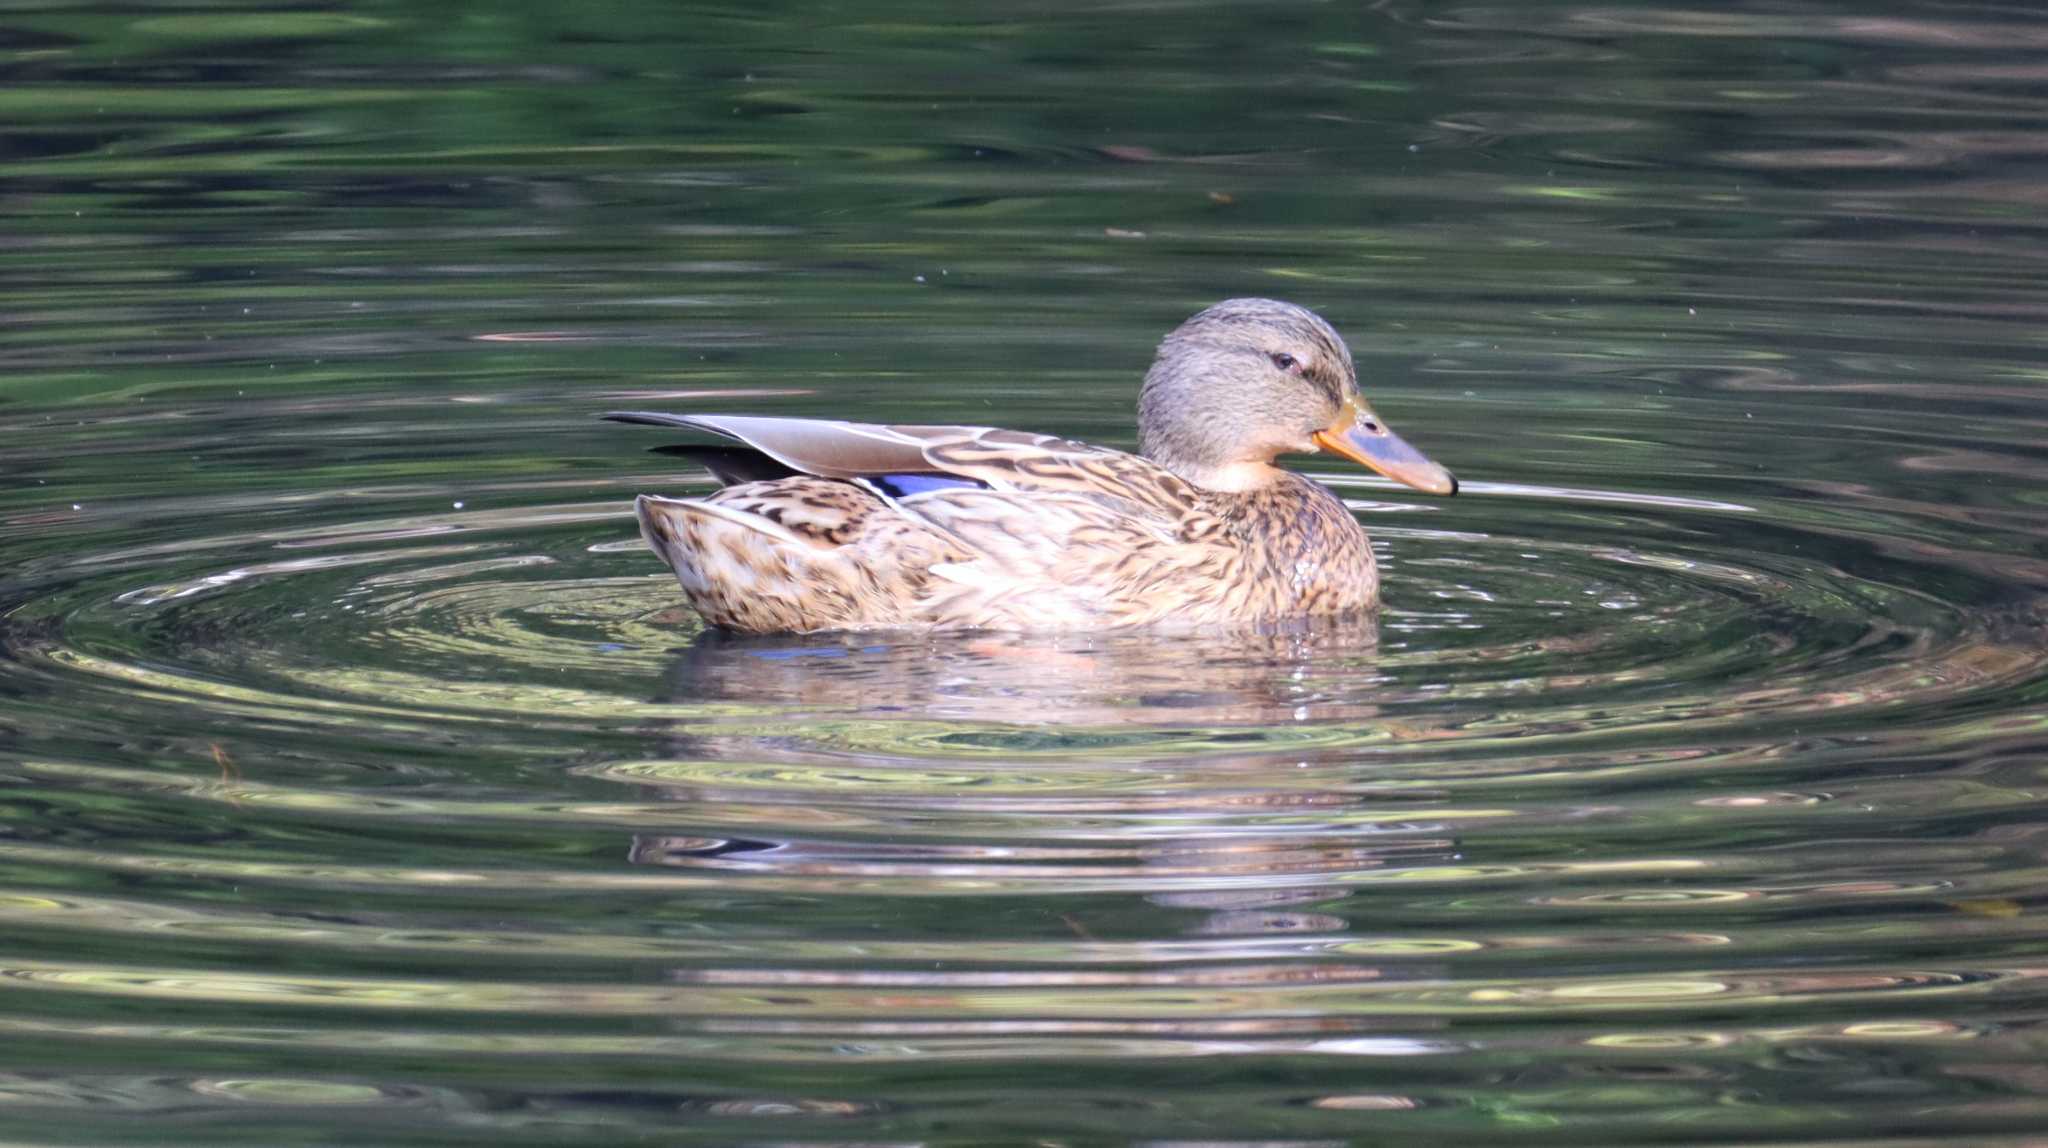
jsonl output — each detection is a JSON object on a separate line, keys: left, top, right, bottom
{"left": 1174, "top": 459, "right": 1291, "bottom": 493}
{"left": 1138, "top": 395, "right": 1311, "bottom": 492}
{"left": 1199, "top": 467, "right": 1336, "bottom": 520}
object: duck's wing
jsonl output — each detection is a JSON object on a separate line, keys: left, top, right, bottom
{"left": 611, "top": 413, "right": 1245, "bottom": 629}
{"left": 915, "top": 426, "right": 1200, "bottom": 522}
{"left": 604, "top": 412, "right": 1199, "bottom": 519}
{"left": 605, "top": 412, "right": 953, "bottom": 481}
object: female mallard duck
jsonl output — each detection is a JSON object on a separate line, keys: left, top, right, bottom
{"left": 608, "top": 298, "right": 1456, "bottom": 633}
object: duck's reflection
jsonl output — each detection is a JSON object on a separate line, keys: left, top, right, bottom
{"left": 617, "top": 618, "right": 1475, "bottom": 943}
{"left": 657, "top": 616, "right": 1389, "bottom": 727}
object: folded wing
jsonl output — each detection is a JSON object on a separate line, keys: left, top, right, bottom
{"left": 609, "top": 412, "right": 1235, "bottom": 630}
{"left": 604, "top": 411, "right": 1199, "bottom": 521}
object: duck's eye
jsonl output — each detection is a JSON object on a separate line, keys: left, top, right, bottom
{"left": 1270, "top": 352, "right": 1303, "bottom": 374}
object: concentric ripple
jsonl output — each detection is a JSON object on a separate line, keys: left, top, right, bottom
{"left": 13, "top": 471, "right": 2021, "bottom": 744}
{"left": 6, "top": 468, "right": 2039, "bottom": 873}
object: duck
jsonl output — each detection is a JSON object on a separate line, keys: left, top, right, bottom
{"left": 607, "top": 298, "right": 1457, "bottom": 633}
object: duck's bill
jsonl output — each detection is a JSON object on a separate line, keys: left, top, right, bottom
{"left": 1313, "top": 397, "right": 1458, "bottom": 496}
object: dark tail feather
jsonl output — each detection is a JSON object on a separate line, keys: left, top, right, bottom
{"left": 649, "top": 444, "right": 799, "bottom": 487}
{"left": 603, "top": 410, "right": 711, "bottom": 430}
{"left": 606, "top": 410, "right": 798, "bottom": 486}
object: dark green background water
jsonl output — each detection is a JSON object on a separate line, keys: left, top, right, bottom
{"left": 3, "top": 2, "right": 2047, "bottom": 1144}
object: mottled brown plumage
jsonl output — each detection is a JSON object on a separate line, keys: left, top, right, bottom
{"left": 611, "top": 298, "right": 1457, "bottom": 633}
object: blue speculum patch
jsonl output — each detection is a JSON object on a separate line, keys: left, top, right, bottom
{"left": 870, "top": 473, "right": 986, "bottom": 498}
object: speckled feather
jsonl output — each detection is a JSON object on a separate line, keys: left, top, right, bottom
{"left": 632, "top": 422, "right": 1377, "bottom": 633}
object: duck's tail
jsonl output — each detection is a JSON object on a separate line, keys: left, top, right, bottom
{"left": 634, "top": 493, "right": 914, "bottom": 633}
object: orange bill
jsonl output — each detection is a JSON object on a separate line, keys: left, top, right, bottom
{"left": 1311, "top": 395, "right": 1458, "bottom": 495}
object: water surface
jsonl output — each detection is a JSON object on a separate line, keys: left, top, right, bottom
{"left": 3, "top": 1, "right": 2048, "bottom": 1144}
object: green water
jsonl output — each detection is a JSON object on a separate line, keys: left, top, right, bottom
{"left": 3, "top": 2, "right": 2047, "bottom": 1144}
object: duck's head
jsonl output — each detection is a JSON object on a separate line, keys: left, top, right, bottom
{"left": 1139, "top": 298, "right": 1457, "bottom": 496}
